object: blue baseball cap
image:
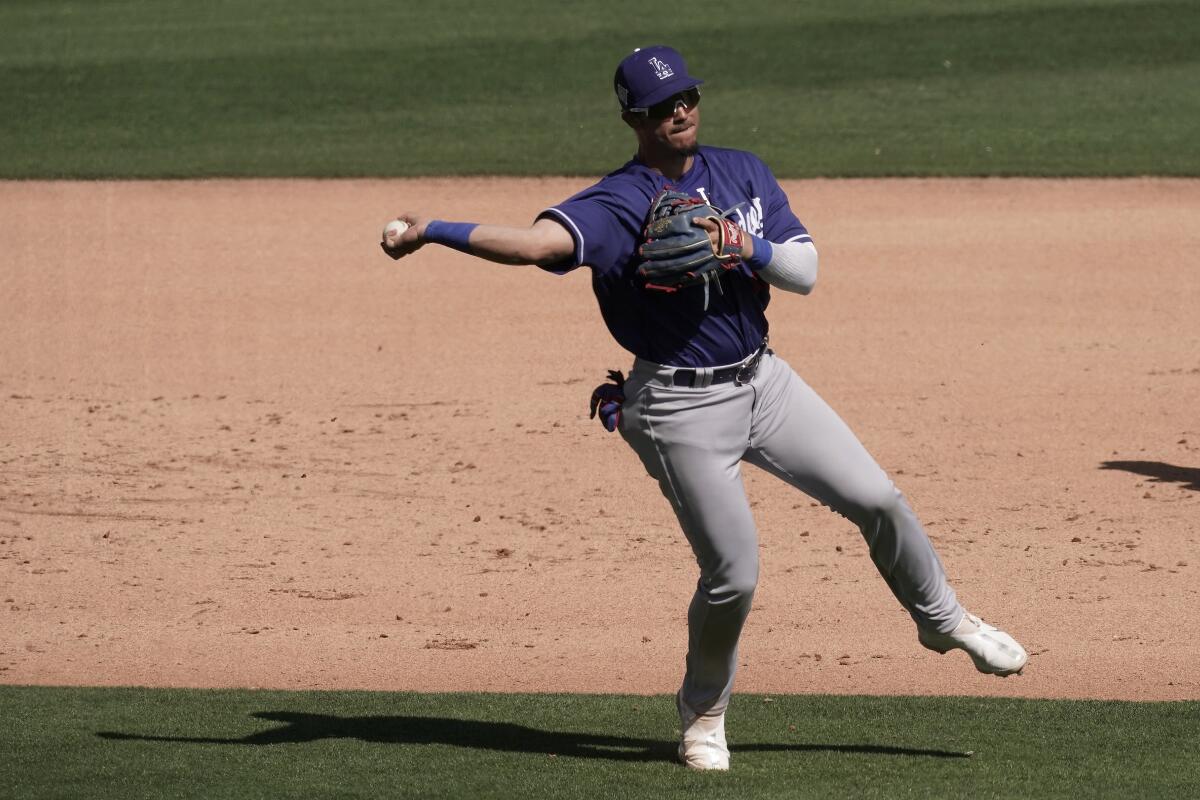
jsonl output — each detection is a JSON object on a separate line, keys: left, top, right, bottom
{"left": 613, "top": 45, "right": 704, "bottom": 112}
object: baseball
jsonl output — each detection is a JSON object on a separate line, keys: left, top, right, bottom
{"left": 382, "top": 218, "right": 409, "bottom": 243}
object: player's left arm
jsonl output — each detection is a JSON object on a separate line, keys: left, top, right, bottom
{"left": 743, "top": 159, "right": 819, "bottom": 295}
{"left": 746, "top": 238, "right": 818, "bottom": 295}
{"left": 690, "top": 217, "right": 817, "bottom": 295}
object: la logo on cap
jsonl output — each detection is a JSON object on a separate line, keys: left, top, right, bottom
{"left": 649, "top": 56, "right": 674, "bottom": 80}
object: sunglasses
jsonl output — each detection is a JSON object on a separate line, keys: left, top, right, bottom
{"left": 634, "top": 86, "right": 701, "bottom": 118}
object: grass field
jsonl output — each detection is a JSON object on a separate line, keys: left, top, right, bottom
{"left": 1, "top": 0, "right": 1197, "bottom": 178}
{"left": 3, "top": 687, "right": 1198, "bottom": 799}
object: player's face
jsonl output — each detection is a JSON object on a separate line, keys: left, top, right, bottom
{"left": 650, "top": 87, "right": 701, "bottom": 156}
{"left": 627, "top": 87, "right": 701, "bottom": 157}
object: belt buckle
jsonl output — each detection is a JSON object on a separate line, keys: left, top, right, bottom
{"left": 734, "top": 356, "right": 757, "bottom": 386}
{"left": 734, "top": 341, "right": 767, "bottom": 386}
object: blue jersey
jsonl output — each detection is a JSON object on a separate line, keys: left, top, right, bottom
{"left": 538, "top": 145, "right": 812, "bottom": 367}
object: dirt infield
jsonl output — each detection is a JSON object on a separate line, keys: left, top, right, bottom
{"left": 3, "top": 178, "right": 1198, "bottom": 701}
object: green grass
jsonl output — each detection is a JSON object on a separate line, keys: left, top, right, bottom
{"left": 2, "top": 686, "right": 1198, "bottom": 799}
{"left": 1, "top": 0, "right": 1197, "bottom": 178}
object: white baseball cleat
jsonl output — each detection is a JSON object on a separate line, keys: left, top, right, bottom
{"left": 918, "top": 612, "right": 1028, "bottom": 676}
{"left": 676, "top": 691, "right": 730, "bottom": 771}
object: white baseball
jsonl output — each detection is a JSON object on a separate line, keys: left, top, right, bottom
{"left": 382, "top": 218, "right": 409, "bottom": 243}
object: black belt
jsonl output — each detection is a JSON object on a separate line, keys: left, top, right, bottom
{"left": 671, "top": 340, "right": 769, "bottom": 388}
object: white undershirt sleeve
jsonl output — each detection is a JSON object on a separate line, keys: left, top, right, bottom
{"left": 757, "top": 240, "right": 818, "bottom": 295}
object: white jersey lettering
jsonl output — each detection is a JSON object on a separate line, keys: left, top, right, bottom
{"left": 734, "top": 198, "right": 764, "bottom": 237}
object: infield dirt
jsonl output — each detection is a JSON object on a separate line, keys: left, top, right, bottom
{"left": 3, "top": 178, "right": 1198, "bottom": 700}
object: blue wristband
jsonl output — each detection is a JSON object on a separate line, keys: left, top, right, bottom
{"left": 744, "top": 234, "right": 773, "bottom": 271}
{"left": 423, "top": 220, "right": 478, "bottom": 254}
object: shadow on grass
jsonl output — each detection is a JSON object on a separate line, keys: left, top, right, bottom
{"left": 1100, "top": 460, "right": 1200, "bottom": 491}
{"left": 97, "top": 711, "right": 971, "bottom": 763}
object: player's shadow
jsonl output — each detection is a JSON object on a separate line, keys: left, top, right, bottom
{"left": 1099, "top": 460, "right": 1200, "bottom": 491}
{"left": 96, "top": 711, "right": 971, "bottom": 762}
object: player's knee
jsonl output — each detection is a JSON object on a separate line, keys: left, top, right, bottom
{"left": 844, "top": 481, "right": 905, "bottom": 526}
{"left": 870, "top": 484, "right": 905, "bottom": 515}
{"left": 726, "top": 572, "right": 759, "bottom": 601}
{"left": 709, "top": 562, "right": 759, "bottom": 602}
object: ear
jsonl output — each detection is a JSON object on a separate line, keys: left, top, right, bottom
{"left": 621, "top": 111, "right": 644, "bottom": 130}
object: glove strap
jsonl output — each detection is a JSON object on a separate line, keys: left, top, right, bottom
{"left": 710, "top": 216, "right": 745, "bottom": 263}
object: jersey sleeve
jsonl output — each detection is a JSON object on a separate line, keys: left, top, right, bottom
{"left": 755, "top": 158, "right": 813, "bottom": 247}
{"left": 536, "top": 181, "right": 642, "bottom": 275}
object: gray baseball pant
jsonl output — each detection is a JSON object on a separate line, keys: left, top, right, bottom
{"left": 618, "top": 349, "right": 964, "bottom": 715}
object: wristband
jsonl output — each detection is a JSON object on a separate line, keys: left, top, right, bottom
{"left": 744, "top": 234, "right": 773, "bottom": 271}
{"left": 423, "top": 220, "right": 478, "bottom": 254}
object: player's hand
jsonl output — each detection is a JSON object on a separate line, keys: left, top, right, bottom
{"left": 692, "top": 217, "right": 753, "bottom": 262}
{"left": 381, "top": 213, "right": 427, "bottom": 260}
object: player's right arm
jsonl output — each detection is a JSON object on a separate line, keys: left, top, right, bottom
{"left": 381, "top": 214, "right": 575, "bottom": 268}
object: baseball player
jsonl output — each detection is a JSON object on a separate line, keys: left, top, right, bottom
{"left": 382, "top": 45, "right": 1028, "bottom": 771}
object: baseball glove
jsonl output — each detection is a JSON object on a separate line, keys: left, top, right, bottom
{"left": 636, "top": 190, "right": 745, "bottom": 293}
